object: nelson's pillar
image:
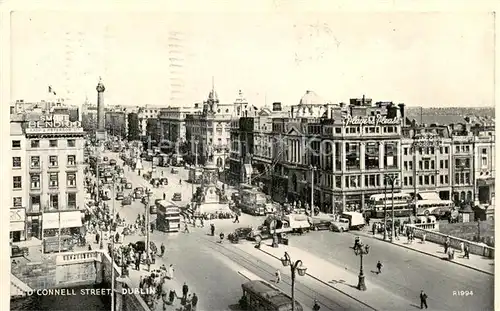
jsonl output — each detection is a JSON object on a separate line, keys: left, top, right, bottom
{"left": 96, "top": 77, "right": 106, "bottom": 141}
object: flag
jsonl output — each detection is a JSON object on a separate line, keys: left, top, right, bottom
{"left": 48, "top": 85, "right": 56, "bottom": 95}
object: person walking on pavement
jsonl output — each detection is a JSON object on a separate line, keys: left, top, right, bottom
{"left": 95, "top": 232, "right": 100, "bottom": 245}
{"left": 444, "top": 236, "right": 450, "bottom": 254}
{"left": 163, "top": 193, "right": 166, "bottom": 200}
{"left": 460, "top": 241, "right": 465, "bottom": 254}
{"left": 179, "top": 179, "right": 182, "bottom": 185}
{"left": 184, "top": 223, "right": 190, "bottom": 233}
{"left": 420, "top": 290, "right": 428, "bottom": 309}
{"left": 464, "top": 243, "right": 470, "bottom": 259}
{"left": 160, "top": 243, "right": 165, "bottom": 257}
{"left": 191, "top": 293, "right": 198, "bottom": 311}
{"left": 376, "top": 261, "right": 383, "bottom": 274}
{"left": 275, "top": 269, "right": 281, "bottom": 284}
{"left": 210, "top": 223, "right": 215, "bottom": 236}
{"left": 182, "top": 282, "right": 189, "bottom": 301}
{"left": 233, "top": 214, "right": 240, "bottom": 223}
{"left": 219, "top": 232, "right": 225, "bottom": 243}
{"left": 313, "top": 299, "right": 321, "bottom": 311}
{"left": 200, "top": 218, "right": 204, "bottom": 228}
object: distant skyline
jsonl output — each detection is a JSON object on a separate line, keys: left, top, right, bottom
{"left": 9, "top": 11, "right": 495, "bottom": 108}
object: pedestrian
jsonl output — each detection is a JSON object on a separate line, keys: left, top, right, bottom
{"left": 135, "top": 257, "right": 140, "bottom": 271}
{"left": 168, "top": 290, "right": 176, "bottom": 305}
{"left": 460, "top": 241, "right": 465, "bottom": 253}
{"left": 219, "top": 232, "right": 225, "bottom": 243}
{"left": 313, "top": 299, "right": 321, "bottom": 311}
{"left": 184, "top": 223, "right": 190, "bottom": 233}
{"left": 179, "top": 179, "right": 182, "bottom": 185}
{"left": 200, "top": 218, "right": 204, "bottom": 228}
{"left": 420, "top": 290, "right": 428, "bottom": 309}
{"left": 167, "top": 264, "right": 174, "bottom": 280}
{"left": 163, "top": 193, "right": 166, "bottom": 200}
{"left": 210, "top": 224, "right": 215, "bottom": 236}
{"left": 372, "top": 223, "right": 376, "bottom": 235}
{"left": 160, "top": 243, "right": 165, "bottom": 257}
{"left": 354, "top": 236, "right": 360, "bottom": 249}
{"left": 233, "top": 214, "right": 239, "bottom": 223}
{"left": 275, "top": 269, "right": 281, "bottom": 284}
{"left": 376, "top": 261, "right": 383, "bottom": 274}
{"left": 182, "top": 282, "right": 189, "bottom": 301}
{"left": 191, "top": 293, "right": 198, "bottom": 311}
{"left": 96, "top": 232, "right": 100, "bottom": 245}
{"left": 422, "top": 233, "right": 426, "bottom": 244}
{"left": 88, "top": 244, "right": 92, "bottom": 251}
{"left": 444, "top": 239, "right": 449, "bottom": 254}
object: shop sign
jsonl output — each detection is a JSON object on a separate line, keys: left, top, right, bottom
{"left": 28, "top": 116, "right": 81, "bottom": 129}
{"left": 59, "top": 211, "right": 83, "bottom": 228}
{"left": 10, "top": 208, "right": 25, "bottom": 222}
{"left": 343, "top": 115, "right": 401, "bottom": 127}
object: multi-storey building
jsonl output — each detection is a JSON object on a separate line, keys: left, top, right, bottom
{"left": 138, "top": 106, "right": 162, "bottom": 136}
{"left": 105, "top": 109, "right": 128, "bottom": 139}
{"left": 185, "top": 87, "right": 233, "bottom": 168}
{"left": 472, "top": 122, "right": 495, "bottom": 206}
{"left": 12, "top": 113, "right": 87, "bottom": 242}
{"left": 10, "top": 121, "right": 28, "bottom": 242}
{"left": 401, "top": 126, "right": 453, "bottom": 202}
{"left": 450, "top": 124, "right": 475, "bottom": 203}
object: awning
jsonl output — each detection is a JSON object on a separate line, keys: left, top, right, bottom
{"left": 419, "top": 192, "right": 441, "bottom": 201}
{"left": 10, "top": 221, "right": 25, "bottom": 232}
{"left": 60, "top": 211, "right": 83, "bottom": 228}
{"left": 43, "top": 213, "right": 60, "bottom": 229}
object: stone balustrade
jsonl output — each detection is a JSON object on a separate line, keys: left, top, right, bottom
{"left": 413, "top": 222, "right": 439, "bottom": 231}
{"left": 405, "top": 224, "right": 494, "bottom": 258}
{"left": 56, "top": 251, "right": 102, "bottom": 265}
{"left": 11, "top": 273, "right": 33, "bottom": 298}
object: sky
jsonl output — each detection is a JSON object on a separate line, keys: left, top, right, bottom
{"left": 8, "top": 10, "right": 496, "bottom": 108}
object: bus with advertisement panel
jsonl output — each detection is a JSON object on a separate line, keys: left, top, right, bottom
{"left": 156, "top": 200, "right": 181, "bottom": 233}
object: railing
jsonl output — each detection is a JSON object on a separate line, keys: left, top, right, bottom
{"left": 405, "top": 224, "right": 494, "bottom": 258}
{"left": 11, "top": 273, "right": 33, "bottom": 297}
{"left": 412, "top": 222, "right": 439, "bottom": 231}
{"left": 56, "top": 250, "right": 102, "bottom": 265}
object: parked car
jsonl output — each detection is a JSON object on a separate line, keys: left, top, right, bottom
{"left": 11, "top": 245, "right": 29, "bottom": 258}
{"left": 172, "top": 192, "right": 182, "bottom": 201}
{"left": 171, "top": 168, "right": 179, "bottom": 174}
{"left": 103, "top": 156, "right": 109, "bottom": 162}
{"left": 150, "top": 205, "right": 157, "bottom": 214}
{"left": 125, "top": 182, "right": 133, "bottom": 189}
{"left": 160, "top": 177, "right": 168, "bottom": 185}
{"left": 134, "top": 187, "right": 144, "bottom": 199}
{"left": 121, "top": 178, "right": 127, "bottom": 184}
{"left": 116, "top": 192, "right": 124, "bottom": 200}
{"left": 109, "top": 159, "right": 117, "bottom": 166}
{"left": 122, "top": 197, "right": 132, "bottom": 206}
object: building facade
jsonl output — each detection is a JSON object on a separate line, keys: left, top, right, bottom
{"left": 185, "top": 87, "right": 233, "bottom": 168}
{"left": 105, "top": 109, "right": 128, "bottom": 139}
{"left": 11, "top": 114, "right": 86, "bottom": 242}
{"left": 10, "top": 121, "right": 28, "bottom": 242}
{"left": 138, "top": 106, "right": 161, "bottom": 137}
{"left": 472, "top": 123, "right": 495, "bottom": 207}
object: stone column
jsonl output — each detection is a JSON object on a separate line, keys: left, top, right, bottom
{"left": 360, "top": 142, "right": 366, "bottom": 171}
{"left": 379, "top": 142, "right": 385, "bottom": 169}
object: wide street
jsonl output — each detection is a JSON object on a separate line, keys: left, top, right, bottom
{"left": 102, "top": 151, "right": 372, "bottom": 310}
{"left": 101, "top": 151, "right": 493, "bottom": 311}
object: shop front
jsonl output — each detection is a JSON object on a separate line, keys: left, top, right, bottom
{"left": 42, "top": 211, "right": 83, "bottom": 238}
{"left": 10, "top": 208, "right": 26, "bottom": 242}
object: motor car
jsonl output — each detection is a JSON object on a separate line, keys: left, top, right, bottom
{"left": 150, "top": 205, "right": 157, "bottom": 214}
{"left": 121, "top": 178, "right": 127, "bottom": 184}
{"left": 109, "top": 159, "right": 117, "bottom": 166}
{"left": 160, "top": 177, "right": 168, "bottom": 185}
{"left": 103, "top": 156, "right": 109, "bottom": 162}
{"left": 229, "top": 227, "right": 253, "bottom": 240}
{"left": 11, "top": 245, "right": 29, "bottom": 258}
{"left": 172, "top": 192, "right": 182, "bottom": 201}
{"left": 116, "top": 192, "right": 124, "bottom": 200}
{"left": 134, "top": 187, "right": 144, "bottom": 197}
{"left": 122, "top": 197, "right": 132, "bottom": 206}
{"left": 125, "top": 182, "right": 133, "bottom": 189}
{"left": 171, "top": 168, "right": 179, "bottom": 174}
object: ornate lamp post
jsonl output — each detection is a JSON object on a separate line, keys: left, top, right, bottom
{"left": 281, "top": 252, "right": 307, "bottom": 311}
{"left": 353, "top": 242, "right": 370, "bottom": 291}
{"left": 384, "top": 174, "right": 398, "bottom": 242}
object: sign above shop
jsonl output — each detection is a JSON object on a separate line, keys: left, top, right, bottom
{"left": 28, "top": 119, "right": 82, "bottom": 129}
{"left": 343, "top": 115, "right": 401, "bottom": 127}
{"left": 10, "top": 208, "right": 26, "bottom": 222}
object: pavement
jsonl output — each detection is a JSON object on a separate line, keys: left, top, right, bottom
{"left": 356, "top": 229, "right": 494, "bottom": 275}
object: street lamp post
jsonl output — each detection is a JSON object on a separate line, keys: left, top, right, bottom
{"left": 353, "top": 242, "right": 370, "bottom": 291}
{"left": 144, "top": 190, "right": 151, "bottom": 271}
{"left": 383, "top": 181, "right": 388, "bottom": 241}
{"left": 384, "top": 174, "right": 398, "bottom": 242}
{"left": 280, "top": 252, "right": 307, "bottom": 311}
{"left": 310, "top": 165, "right": 317, "bottom": 216}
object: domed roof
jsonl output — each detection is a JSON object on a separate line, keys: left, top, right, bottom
{"left": 299, "top": 90, "right": 323, "bottom": 106}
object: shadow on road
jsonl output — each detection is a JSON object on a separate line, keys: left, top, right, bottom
{"left": 409, "top": 303, "right": 421, "bottom": 309}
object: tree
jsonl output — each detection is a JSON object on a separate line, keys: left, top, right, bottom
{"left": 127, "top": 113, "right": 140, "bottom": 141}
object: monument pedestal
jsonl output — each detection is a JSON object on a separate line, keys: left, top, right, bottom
{"left": 195, "top": 163, "right": 230, "bottom": 215}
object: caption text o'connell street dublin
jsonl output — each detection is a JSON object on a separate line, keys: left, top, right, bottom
{"left": 7, "top": 9, "right": 495, "bottom": 311}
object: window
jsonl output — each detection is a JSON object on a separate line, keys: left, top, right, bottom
{"left": 430, "top": 175, "right": 435, "bottom": 184}
{"left": 445, "top": 175, "right": 449, "bottom": 184}
{"left": 445, "top": 160, "right": 449, "bottom": 169}
{"left": 403, "top": 148, "right": 408, "bottom": 155}
{"left": 49, "top": 156, "right": 58, "bottom": 167}
{"left": 455, "top": 146, "right": 460, "bottom": 153}
{"left": 67, "top": 139, "right": 75, "bottom": 147}
{"left": 335, "top": 176, "right": 341, "bottom": 188}
{"left": 464, "top": 159, "right": 470, "bottom": 168}
{"left": 49, "top": 139, "right": 58, "bottom": 147}
{"left": 440, "top": 160, "right": 443, "bottom": 169}
{"left": 49, "top": 194, "right": 59, "bottom": 210}
{"left": 13, "top": 176, "right": 22, "bottom": 189}
{"left": 404, "top": 176, "right": 408, "bottom": 186}
{"left": 455, "top": 159, "right": 461, "bottom": 167}
{"left": 31, "top": 140, "right": 40, "bottom": 148}
{"left": 30, "top": 174, "right": 41, "bottom": 189}
{"left": 49, "top": 172, "right": 59, "bottom": 188}
{"left": 440, "top": 175, "right": 444, "bottom": 184}
{"left": 481, "top": 156, "right": 488, "bottom": 167}
{"left": 430, "top": 161, "right": 435, "bottom": 170}
{"left": 419, "top": 161, "right": 422, "bottom": 170}
{"left": 465, "top": 173, "right": 470, "bottom": 184}
{"left": 67, "top": 173, "right": 76, "bottom": 187}
{"left": 67, "top": 155, "right": 76, "bottom": 166}
{"left": 482, "top": 148, "right": 487, "bottom": 155}
{"left": 419, "top": 176, "right": 423, "bottom": 185}
{"left": 13, "top": 197, "right": 22, "bottom": 207}
{"left": 424, "top": 175, "right": 429, "bottom": 185}
{"left": 12, "top": 157, "right": 21, "bottom": 168}
{"left": 403, "top": 161, "right": 408, "bottom": 171}
{"left": 424, "top": 161, "right": 429, "bottom": 170}
{"left": 445, "top": 147, "right": 449, "bottom": 154}
{"left": 455, "top": 173, "right": 460, "bottom": 185}
{"left": 409, "top": 161, "right": 413, "bottom": 170}
{"left": 68, "top": 193, "right": 77, "bottom": 209}
{"left": 12, "top": 140, "right": 21, "bottom": 149}
{"left": 30, "top": 156, "right": 40, "bottom": 168}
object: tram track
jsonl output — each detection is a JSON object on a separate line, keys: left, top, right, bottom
{"left": 193, "top": 233, "right": 376, "bottom": 311}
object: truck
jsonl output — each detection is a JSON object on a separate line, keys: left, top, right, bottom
{"left": 238, "top": 188, "right": 269, "bottom": 216}
{"left": 248, "top": 214, "right": 310, "bottom": 242}
{"left": 341, "top": 212, "right": 366, "bottom": 230}
{"left": 309, "top": 214, "right": 350, "bottom": 232}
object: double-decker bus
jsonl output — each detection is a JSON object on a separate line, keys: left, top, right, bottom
{"left": 414, "top": 200, "right": 454, "bottom": 218}
{"left": 156, "top": 200, "right": 181, "bottom": 233}
{"left": 366, "top": 192, "right": 413, "bottom": 218}
{"left": 239, "top": 280, "right": 303, "bottom": 311}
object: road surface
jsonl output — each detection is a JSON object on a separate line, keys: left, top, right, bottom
{"left": 289, "top": 230, "right": 494, "bottom": 311}
{"left": 104, "top": 151, "right": 373, "bottom": 310}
